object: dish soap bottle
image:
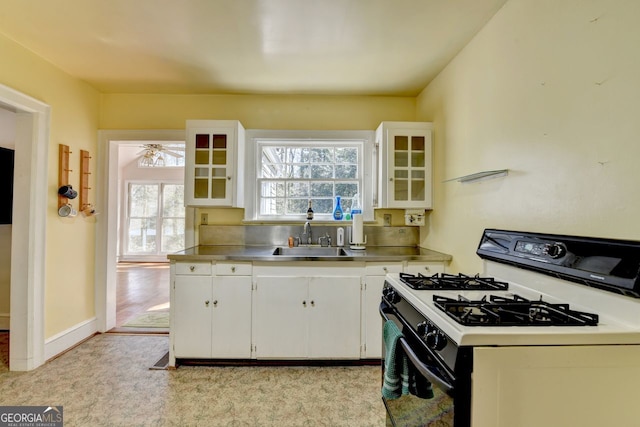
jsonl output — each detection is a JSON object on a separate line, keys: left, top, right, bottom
{"left": 333, "top": 196, "right": 343, "bottom": 220}
{"left": 306, "top": 199, "right": 314, "bottom": 220}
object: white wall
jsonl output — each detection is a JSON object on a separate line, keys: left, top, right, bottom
{"left": 417, "top": 0, "right": 640, "bottom": 273}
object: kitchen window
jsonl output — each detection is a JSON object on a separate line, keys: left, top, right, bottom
{"left": 245, "top": 130, "right": 374, "bottom": 221}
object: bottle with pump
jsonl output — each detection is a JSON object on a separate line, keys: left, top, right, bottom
{"left": 306, "top": 200, "right": 314, "bottom": 220}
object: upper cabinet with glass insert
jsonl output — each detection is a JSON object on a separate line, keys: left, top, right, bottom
{"left": 375, "top": 122, "right": 433, "bottom": 209}
{"left": 185, "top": 120, "right": 245, "bottom": 207}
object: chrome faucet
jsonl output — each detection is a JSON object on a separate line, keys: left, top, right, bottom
{"left": 303, "top": 221, "right": 312, "bottom": 245}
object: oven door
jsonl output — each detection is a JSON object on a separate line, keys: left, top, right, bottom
{"left": 380, "top": 301, "right": 460, "bottom": 427}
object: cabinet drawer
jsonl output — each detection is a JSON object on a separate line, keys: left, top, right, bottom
{"left": 364, "top": 263, "right": 403, "bottom": 276}
{"left": 405, "top": 262, "right": 445, "bottom": 275}
{"left": 175, "top": 262, "right": 213, "bottom": 275}
{"left": 216, "top": 262, "right": 252, "bottom": 276}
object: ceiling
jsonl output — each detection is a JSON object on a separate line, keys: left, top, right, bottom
{"left": 0, "top": 0, "right": 507, "bottom": 96}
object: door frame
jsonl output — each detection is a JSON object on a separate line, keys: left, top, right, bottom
{"left": 95, "top": 130, "right": 192, "bottom": 331}
{"left": 0, "top": 83, "right": 50, "bottom": 371}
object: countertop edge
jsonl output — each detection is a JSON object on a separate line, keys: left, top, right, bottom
{"left": 167, "top": 245, "right": 452, "bottom": 263}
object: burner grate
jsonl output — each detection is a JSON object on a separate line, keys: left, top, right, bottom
{"left": 433, "top": 294, "right": 599, "bottom": 326}
{"left": 399, "top": 272, "right": 509, "bottom": 291}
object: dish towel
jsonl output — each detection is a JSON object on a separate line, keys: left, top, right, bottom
{"left": 382, "top": 320, "right": 410, "bottom": 399}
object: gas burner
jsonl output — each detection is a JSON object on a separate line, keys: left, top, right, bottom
{"left": 433, "top": 294, "right": 599, "bottom": 326}
{"left": 399, "top": 272, "right": 509, "bottom": 291}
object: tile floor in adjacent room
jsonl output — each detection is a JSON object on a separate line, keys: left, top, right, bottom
{"left": 0, "top": 333, "right": 385, "bottom": 426}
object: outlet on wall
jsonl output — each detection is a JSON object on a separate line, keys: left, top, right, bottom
{"left": 201, "top": 213, "right": 208, "bottom": 225}
{"left": 383, "top": 214, "right": 392, "bottom": 227}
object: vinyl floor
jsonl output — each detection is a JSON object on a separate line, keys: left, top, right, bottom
{"left": 0, "top": 333, "right": 385, "bottom": 426}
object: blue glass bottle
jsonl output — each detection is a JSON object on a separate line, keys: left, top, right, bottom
{"left": 333, "top": 196, "right": 343, "bottom": 220}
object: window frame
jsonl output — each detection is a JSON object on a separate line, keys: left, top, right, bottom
{"left": 244, "top": 130, "right": 375, "bottom": 222}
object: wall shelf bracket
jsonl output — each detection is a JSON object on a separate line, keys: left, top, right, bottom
{"left": 444, "top": 169, "right": 509, "bottom": 184}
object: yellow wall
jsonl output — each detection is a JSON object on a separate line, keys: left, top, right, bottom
{"left": 100, "top": 94, "right": 416, "bottom": 130}
{"left": 100, "top": 93, "right": 417, "bottom": 229}
{"left": 416, "top": 0, "right": 640, "bottom": 273}
{"left": 0, "top": 33, "right": 100, "bottom": 338}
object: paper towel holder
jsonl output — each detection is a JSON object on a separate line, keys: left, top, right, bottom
{"left": 350, "top": 235, "right": 367, "bottom": 250}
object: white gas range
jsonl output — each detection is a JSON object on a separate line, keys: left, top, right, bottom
{"left": 380, "top": 229, "right": 640, "bottom": 427}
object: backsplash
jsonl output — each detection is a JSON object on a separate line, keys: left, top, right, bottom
{"left": 199, "top": 224, "right": 419, "bottom": 247}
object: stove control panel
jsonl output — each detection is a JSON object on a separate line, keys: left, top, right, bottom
{"left": 515, "top": 240, "right": 567, "bottom": 260}
{"left": 417, "top": 321, "right": 448, "bottom": 351}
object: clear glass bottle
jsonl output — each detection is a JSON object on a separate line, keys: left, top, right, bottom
{"left": 333, "top": 196, "right": 343, "bottom": 220}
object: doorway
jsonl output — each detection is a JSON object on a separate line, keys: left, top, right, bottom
{"left": 95, "top": 131, "right": 193, "bottom": 333}
{"left": 0, "top": 84, "right": 50, "bottom": 371}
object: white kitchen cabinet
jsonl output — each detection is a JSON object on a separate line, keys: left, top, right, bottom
{"left": 363, "top": 262, "right": 403, "bottom": 358}
{"left": 404, "top": 261, "right": 445, "bottom": 276}
{"left": 376, "top": 121, "right": 433, "bottom": 209}
{"left": 253, "top": 264, "right": 362, "bottom": 359}
{"left": 184, "top": 120, "right": 245, "bottom": 207}
{"left": 171, "top": 261, "right": 252, "bottom": 359}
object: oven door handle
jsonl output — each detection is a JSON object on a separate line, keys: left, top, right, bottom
{"left": 380, "top": 303, "right": 455, "bottom": 395}
{"left": 398, "top": 337, "right": 455, "bottom": 395}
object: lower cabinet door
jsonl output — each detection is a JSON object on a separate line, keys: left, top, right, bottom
{"left": 253, "top": 276, "right": 308, "bottom": 359}
{"left": 173, "top": 276, "right": 213, "bottom": 358}
{"left": 211, "top": 276, "right": 252, "bottom": 358}
{"left": 363, "top": 275, "right": 385, "bottom": 358}
{"left": 308, "top": 276, "right": 361, "bottom": 359}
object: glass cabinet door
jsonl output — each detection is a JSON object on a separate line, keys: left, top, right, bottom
{"left": 187, "top": 129, "right": 233, "bottom": 205}
{"left": 193, "top": 133, "right": 229, "bottom": 201}
{"left": 386, "top": 128, "right": 431, "bottom": 208}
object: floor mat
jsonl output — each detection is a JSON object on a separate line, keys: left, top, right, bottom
{"left": 122, "top": 311, "right": 169, "bottom": 328}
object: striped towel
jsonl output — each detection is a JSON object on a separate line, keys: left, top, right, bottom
{"left": 381, "top": 320, "right": 410, "bottom": 399}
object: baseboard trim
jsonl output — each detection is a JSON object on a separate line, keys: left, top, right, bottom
{"left": 44, "top": 317, "right": 98, "bottom": 361}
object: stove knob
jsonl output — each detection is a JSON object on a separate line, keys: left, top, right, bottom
{"left": 544, "top": 243, "right": 566, "bottom": 259}
{"left": 417, "top": 321, "right": 428, "bottom": 337}
{"left": 425, "top": 331, "right": 447, "bottom": 351}
{"left": 383, "top": 287, "right": 400, "bottom": 304}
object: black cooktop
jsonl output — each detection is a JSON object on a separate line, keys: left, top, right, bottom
{"left": 399, "top": 272, "right": 509, "bottom": 291}
{"left": 432, "top": 294, "right": 599, "bottom": 326}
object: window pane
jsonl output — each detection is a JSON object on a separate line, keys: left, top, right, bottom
{"left": 287, "top": 147, "right": 309, "bottom": 163}
{"left": 162, "top": 185, "right": 185, "bottom": 217}
{"left": 310, "top": 165, "right": 333, "bottom": 179}
{"left": 335, "top": 147, "right": 357, "bottom": 163}
{"left": 313, "top": 198, "right": 333, "bottom": 214}
{"left": 287, "top": 182, "right": 309, "bottom": 197}
{"left": 286, "top": 199, "right": 307, "bottom": 215}
{"left": 310, "top": 182, "right": 333, "bottom": 196}
{"left": 161, "top": 218, "right": 185, "bottom": 252}
{"left": 336, "top": 183, "right": 359, "bottom": 199}
{"left": 261, "top": 181, "right": 285, "bottom": 197}
{"left": 310, "top": 148, "right": 334, "bottom": 163}
{"left": 128, "top": 218, "right": 157, "bottom": 253}
{"left": 335, "top": 165, "right": 357, "bottom": 179}
{"left": 130, "top": 184, "right": 158, "bottom": 217}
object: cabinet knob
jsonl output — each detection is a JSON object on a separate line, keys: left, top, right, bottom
{"left": 227, "top": 176, "right": 231, "bottom": 180}
{"left": 310, "top": 300, "right": 315, "bottom": 307}
{"left": 213, "top": 300, "right": 218, "bottom": 307}
{"left": 189, "top": 265, "right": 195, "bottom": 272}
{"left": 231, "top": 266, "right": 236, "bottom": 273}
{"left": 205, "top": 300, "right": 210, "bottom": 307}
{"left": 303, "top": 300, "right": 307, "bottom": 307}
{"left": 383, "top": 267, "right": 388, "bottom": 272}
{"left": 424, "top": 266, "right": 430, "bottom": 271}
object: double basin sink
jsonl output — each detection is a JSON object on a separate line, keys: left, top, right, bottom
{"left": 272, "top": 246, "right": 348, "bottom": 258}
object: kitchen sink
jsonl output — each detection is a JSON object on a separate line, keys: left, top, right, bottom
{"left": 272, "top": 246, "right": 348, "bottom": 257}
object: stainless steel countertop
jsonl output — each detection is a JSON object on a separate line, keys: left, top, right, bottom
{"left": 167, "top": 245, "right": 452, "bottom": 262}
